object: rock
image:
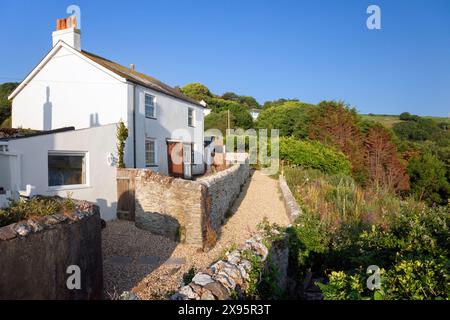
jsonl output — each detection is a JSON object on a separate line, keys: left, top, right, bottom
{"left": 178, "top": 285, "right": 197, "bottom": 300}
{"left": 204, "top": 281, "right": 229, "bottom": 300}
{"left": 226, "top": 250, "right": 241, "bottom": 264}
{"left": 27, "top": 219, "right": 45, "bottom": 232}
{"left": 192, "top": 273, "right": 214, "bottom": 286}
{"left": 214, "top": 271, "right": 236, "bottom": 290}
{"left": 119, "top": 291, "right": 140, "bottom": 300}
{"left": 240, "top": 259, "right": 252, "bottom": 272}
{"left": 246, "top": 240, "right": 268, "bottom": 261}
{"left": 200, "top": 289, "right": 216, "bottom": 300}
{"left": 222, "top": 264, "right": 244, "bottom": 286}
{"left": 236, "top": 264, "right": 249, "bottom": 281}
{"left": 14, "top": 223, "right": 31, "bottom": 236}
{"left": 171, "top": 292, "right": 189, "bottom": 300}
{"left": 210, "top": 260, "right": 227, "bottom": 274}
{"left": 189, "top": 283, "right": 203, "bottom": 295}
{"left": 0, "top": 225, "right": 17, "bottom": 241}
{"left": 44, "top": 215, "right": 62, "bottom": 225}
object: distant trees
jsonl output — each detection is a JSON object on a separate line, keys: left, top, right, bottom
{"left": 0, "top": 82, "right": 19, "bottom": 128}
{"left": 256, "top": 101, "right": 313, "bottom": 137}
{"left": 181, "top": 83, "right": 254, "bottom": 133}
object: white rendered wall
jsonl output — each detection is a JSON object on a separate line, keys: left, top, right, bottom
{"left": 12, "top": 46, "right": 128, "bottom": 131}
{"left": 127, "top": 83, "right": 205, "bottom": 175}
{"left": 6, "top": 124, "right": 118, "bottom": 220}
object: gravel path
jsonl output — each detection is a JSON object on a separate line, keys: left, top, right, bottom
{"left": 102, "top": 170, "right": 289, "bottom": 299}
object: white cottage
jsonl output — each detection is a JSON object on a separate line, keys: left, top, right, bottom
{"left": 1, "top": 17, "right": 206, "bottom": 219}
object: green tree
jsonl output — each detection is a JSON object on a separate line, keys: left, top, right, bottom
{"left": 0, "top": 82, "right": 19, "bottom": 128}
{"left": 256, "top": 101, "right": 313, "bottom": 138}
{"left": 407, "top": 153, "right": 450, "bottom": 205}
{"left": 179, "top": 82, "right": 213, "bottom": 102}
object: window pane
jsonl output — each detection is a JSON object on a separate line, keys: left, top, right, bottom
{"left": 145, "top": 140, "right": 156, "bottom": 165}
{"left": 48, "top": 154, "right": 86, "bottom": 187}
{"left": 188, "top": 108, "right": 194, "bottom": 126}
{"left": 145, "top": 94, "right": 155, "bottom": 118}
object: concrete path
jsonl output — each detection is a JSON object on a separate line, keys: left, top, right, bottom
{"left": 102, "top": 170, "right": 290, "bottom": 299}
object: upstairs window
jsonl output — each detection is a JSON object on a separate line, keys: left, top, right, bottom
{"left": 48, "top": 152, "right": 86, "bottom": 187}
{"left": 145, "top": 94, "right": 156, "bottom": 118}
{"left": 145, "top": 138, "right": 157, "bottom": 167}
{"left": 188, "top": 108, "right": 195, "bottom": 127}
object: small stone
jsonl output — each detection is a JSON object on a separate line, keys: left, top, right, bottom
{"left": 0, "top": 225, "right": 17, "bottom": 241}
{"left": 119, "top": 291, "right": 140, "bottom": 300}
{"left": 204, "top": 281, "right": 229, "bottom": 300}
{"left": 226, "top": 250, "right": 241, "bottom": 265}
{"left": 178, "top": 285, "right": 197, "bottom": 300}
{"left": 240, "top": 259, "right": 252, "bottom": 271}
{"left": 210, "top": 260, "right": 227, "bottom": 274}
{"left": 200, "top": 289, "right": 216, "bottom": 300}
{"left": 189, "top": 283, "right": 203, "bottom": 295}
{"left": 27, "top": 219, "right": 45, "bottom": 232}
{"left": 14, "top": 223, "right": 31, "bottom": 236}
{"left": 44, "top": 215, "right": 62, "bottom": 225}
{"left": 214, "top": 271, "right": 236, "bottom": 290}
{"left": 192, "top": 273, "right": 214, "bottom": 286}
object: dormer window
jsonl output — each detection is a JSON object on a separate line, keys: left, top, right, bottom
{"left": 145, "top": 94, "right": 156, "bottom": 119}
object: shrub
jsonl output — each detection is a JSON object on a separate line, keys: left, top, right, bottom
{"left": 280, "top": 137, "right": 351, "bottom": 175}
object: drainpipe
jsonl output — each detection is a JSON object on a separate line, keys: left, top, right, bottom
{"left": 132, "top": 83, "right": 137, "bottom": 168}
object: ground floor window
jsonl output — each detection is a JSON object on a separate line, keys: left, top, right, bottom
{"left": 145, "top": 138, "right": 157, "bottom": 167}
{"left": 48, "top": 152, "right": 87, "bottom": 187}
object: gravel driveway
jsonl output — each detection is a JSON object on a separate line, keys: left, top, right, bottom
{"left": 102, "top": 170, "right": 289, "bottom": 299}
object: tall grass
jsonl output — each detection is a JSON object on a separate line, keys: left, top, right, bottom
{"left": 284, "top": 166, "right": 421, "bottom": 231}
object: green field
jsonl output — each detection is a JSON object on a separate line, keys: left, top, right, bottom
{"left": 361, "top": 114, "right": 450, "bottom": 128}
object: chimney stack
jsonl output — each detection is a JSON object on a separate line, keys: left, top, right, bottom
{"left": 130, "top": 64, "right": 135, "bottom": 72}
{"left": 52, "top": 16, "right": 81, "bottom": 51}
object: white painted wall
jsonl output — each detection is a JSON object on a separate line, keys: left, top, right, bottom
{"left": 12, "top": 46, "right": 128, "bottom": 131}
{"left": 6, "top": 124, "right": 118, "bottom": 220}
{"left": 127, "top": 83, "right": 205, "bottom": 175}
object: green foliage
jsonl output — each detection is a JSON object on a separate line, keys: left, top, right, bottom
{"left": 221, "top": 92, "right": 260, "bottom": 109}
{"left": 183, "top": 267, "right": 197, "bottom": 285}
{"left": 0, "top": 196, "right": 77, "bottom": 227}
{"left": 262, "top": 98, "right": 300, "bottom": 109}
{"left": 256, "top": 101, "right": 313, "bottom": 138}
{"left": 116, "top": 121, "right": 128, "bottom": 168}
{"left": 393, "top": 116, "right": 449, "bottom": 143}
{"left": 180, "top": 82, "right": 213, "bottom": 102}
{"left": 408, "top": 152, "right": 450, "bottom": 205}
{"left": 280, "top": 137, "right": 351, "bottom": 175}
{"left": 0, "top": 82, "right": 19, "bottom": 127}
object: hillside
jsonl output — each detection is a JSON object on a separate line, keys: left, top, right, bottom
{"left": 361, "top": 114, "right": 450, "bottom": 128}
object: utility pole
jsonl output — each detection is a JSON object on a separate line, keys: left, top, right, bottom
{"left": 227, "top": 109, "right": 231, "bottom": 130}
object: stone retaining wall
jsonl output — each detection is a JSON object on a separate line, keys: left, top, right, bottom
{"left": 279, "top": 175, "right": 301, "bottom": 222}
{"left": 0, "top": 200, "right": 103, "bottom": 300}
{"left": 171, "top": 233, "right": 289, "bottom": 300}
{"left": 127, "top": 164, "right": 250, "bottom": 248}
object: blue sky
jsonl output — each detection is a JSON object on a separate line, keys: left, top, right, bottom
{"left": 0, "top": 0, "right": 449, "bottom": 116}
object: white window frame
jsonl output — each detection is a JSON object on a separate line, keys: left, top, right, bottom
{"left": 47, "top": 151, "right": 89, "bottom": 190}
{"left": 145, "top": 138, "right": 157, "bottom": 167}
{"left": 144, "top": 93, "right": 156, "bottom": 119}
{"left": 188, "top": 107, "right": 195, "bottom": 127}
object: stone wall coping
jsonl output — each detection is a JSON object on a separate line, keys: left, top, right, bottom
{"left": 279, "top": 175, "right": 302, "bottom": 223}
{"left": 0, "top": 199, "right": 99, "bottom": 242}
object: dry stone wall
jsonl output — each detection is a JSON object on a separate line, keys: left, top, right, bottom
{"left": 129, "top": 164, "right": 250, "bottom": 248}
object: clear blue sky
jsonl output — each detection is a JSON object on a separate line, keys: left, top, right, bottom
{"left": 1, "top": 0, "right": 449, "bottom": 116}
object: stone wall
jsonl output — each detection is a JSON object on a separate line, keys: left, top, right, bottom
{"left": 279, "top": 175, "right": 302, "bottom": 222}
{"left": 127, "top": 164, "right": 250, "bottom": 248}
{"left": 0, "top": 200, "right": 103, "bottom": 300}
{"left": 171, "top": 233, "right": 289, "bottom": 300}
{"left": 199, "top": 164, "right": 250, "bottom": 232}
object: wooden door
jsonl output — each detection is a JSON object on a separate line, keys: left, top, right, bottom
{"left": 167, "top": 142, "right": 184, "bottom": 178}
{"left": 116, "top": 171, "right": 135, "bottom": 221}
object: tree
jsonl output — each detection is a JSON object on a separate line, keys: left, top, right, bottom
{"left": 308, "top": 101, "right": 366, "bottom": 179}
{"left": 208, "top": 98, "right": 253, "bottom": 129}
{"left": 204, "top": 111, "right": 235, "bottom": 133}
{"left": 179, "top": 83, "right": 213, "bottom": 102}
{"left": 407, "top": 153, "right": 450, "bottom": 205}
{"left": 256, "top": 101, "right": 313, "bottom": 138}
{"left": 221, "top": 92, "right": 260, "bottom": 109}
{"left": 0, "top": 82, "right": 19, "bottom": 128}
{"left": 364, "top": 125, "right": 410, "bottom": 192}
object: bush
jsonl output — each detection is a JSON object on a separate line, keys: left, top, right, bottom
{"left": 280, "top": 137, "right": 351, "bottom": 175}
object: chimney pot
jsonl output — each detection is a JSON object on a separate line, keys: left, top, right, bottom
{"left": 53, "top": 16, "right": 81, "bottom": 50}
{"left": 130, "top": 64, "right": 135, "bottom": 72}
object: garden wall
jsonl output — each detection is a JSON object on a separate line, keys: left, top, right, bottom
{"left": 119, "top": 164, "right": 250, "bottom": 248}
{"left": 0, "top": 201, "right": 103, "bottom": 300}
